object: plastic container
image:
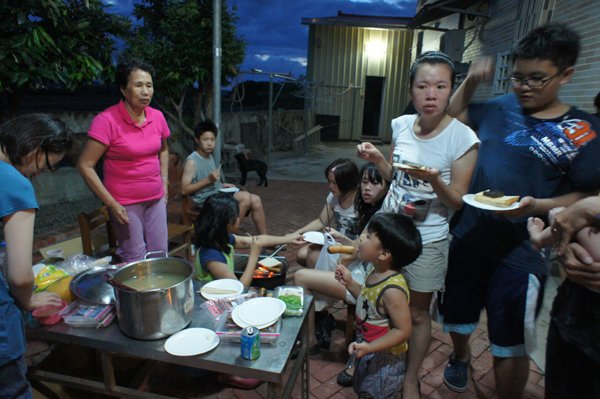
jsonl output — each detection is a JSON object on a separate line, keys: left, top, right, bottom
{"left": 32, "top": 301, "right": 68, "bottom": 326}
{"left": 214, "top": 310, "right": 281, "bottom": 345}
{"left": 276, "top": 286, "right": 304, "bottom": 316}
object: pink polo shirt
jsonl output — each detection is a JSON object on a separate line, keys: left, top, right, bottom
{"left": 88, "top": 100, "right": 171, "bottom": 205}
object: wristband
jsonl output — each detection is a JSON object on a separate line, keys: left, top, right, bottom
{"left": 161, "top": 175, "right": 168, "bottom": 181}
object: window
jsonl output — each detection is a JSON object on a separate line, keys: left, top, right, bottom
{"left": 492, "top": 52, "right": 511, "bottom": 95}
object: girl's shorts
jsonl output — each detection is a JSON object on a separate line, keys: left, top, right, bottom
{"left": 402, "top": 238, "right": 449, "bottom": 293}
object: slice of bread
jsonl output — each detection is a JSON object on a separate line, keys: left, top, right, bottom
{"left": 258, "top": 257, "right": 282, "bottom": 268}
{"left": 392, "top": 161, "right": 428, "bottom": 171}
{"left": 473, "top": 190, "right": 520, "bottom": 208}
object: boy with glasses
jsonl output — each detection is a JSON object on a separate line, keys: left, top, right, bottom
{"left": 442, "top": 23, "right": 600, "bottom": 399}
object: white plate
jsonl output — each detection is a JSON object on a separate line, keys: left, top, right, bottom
{"left": 231, "top": 307, "right": 276, "bottom": 329}
{"left": 232, "top": 297, "right": 286, "bottom": 329}
{"left": 200, "top": 279, "right": 244, "bottom": 300}
{"left": 219, "top": 187, "right": 240, "bottom": 194}
{"left": 462, "top": 194, "right": 520, "bottom": 212}
{"left": 302, "top": 231, "right": 324, "bottom": 245}
{"left": 164, "top": 328, "right": 219, "bottom": 356}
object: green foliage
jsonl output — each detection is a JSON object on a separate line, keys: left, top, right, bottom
{"left": 0, "top": 0, "right": 130, "bottom": 114}
{"left": 124, "top": 0, "right": 245, "bottom": 134}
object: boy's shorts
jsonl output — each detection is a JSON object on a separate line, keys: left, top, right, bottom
{"left": 402, "top": 238, "right": 449, "bottom": 293}
{"left": 354, "top": 351, "right": 406, "bottom": 399}
{"left": 439, "top": 240, "right": 545, "bottom": 357}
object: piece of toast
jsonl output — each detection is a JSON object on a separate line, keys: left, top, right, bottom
{"left": 392, "top": 161, "right": 428, "bottom": 170}
{"left": 258, "top": 257, "right": 282, "bottom": 269}
{"left": 473, "top": 190, "right": 519, "bottom": 208}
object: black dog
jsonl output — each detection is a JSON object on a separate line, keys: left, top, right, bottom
{"left": 235, "top": 153, "right": 268, "bottom": 186}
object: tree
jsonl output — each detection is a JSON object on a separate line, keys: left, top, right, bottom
{"left": 124, "top": 0, "right": 245, "bottom": 138}
{"left": 0, "top": 0, "right": 130, "bottom": 119}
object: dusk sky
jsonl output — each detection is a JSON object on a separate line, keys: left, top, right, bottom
{"left": 105, "top": 0, "right": 418, "bottom": 81}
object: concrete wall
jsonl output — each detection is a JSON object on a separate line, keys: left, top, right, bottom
{"left": 35, "top": 109, "right": 309, "bottom": 209}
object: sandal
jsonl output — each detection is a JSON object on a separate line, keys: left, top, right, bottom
{"left": 315, "top": 312, "right": 336, "bottom": 349}
{"left": 336, "top": 369, "right": 353, "bottom": 387}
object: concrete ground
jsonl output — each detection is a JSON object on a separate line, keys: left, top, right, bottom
{"left": 31, "top": 141, "right": 550, "bottom": 398}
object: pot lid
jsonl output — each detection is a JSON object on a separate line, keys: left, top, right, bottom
{"left": 70, "top": 266, "right": 119, "bottom": 305}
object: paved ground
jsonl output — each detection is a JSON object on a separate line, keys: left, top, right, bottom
{"left": 31, "top": 142, "right": 548, "bottom": 398}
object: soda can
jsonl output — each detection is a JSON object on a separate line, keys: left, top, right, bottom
{"left": 240, "top": 326, "right": 261, "bottom": 360}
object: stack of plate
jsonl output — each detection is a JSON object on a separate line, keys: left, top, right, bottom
{"left": 231, "top": 297, "right": 286, "bottom": 329}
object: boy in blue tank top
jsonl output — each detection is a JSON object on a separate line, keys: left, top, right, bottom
{"left": 441, "top": 23, "right": 600, "bottom": 398}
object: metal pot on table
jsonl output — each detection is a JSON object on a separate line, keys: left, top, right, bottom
{"left": 110, "top": 256, "right": 194, "bottom": 340}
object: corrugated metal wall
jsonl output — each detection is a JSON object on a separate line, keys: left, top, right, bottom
{"left": 306, "top": 25, "right": 414, "bottom": 141}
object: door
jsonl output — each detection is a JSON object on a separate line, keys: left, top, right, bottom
{"left": 361, "top": 76, "right": 385, "bottom": 137}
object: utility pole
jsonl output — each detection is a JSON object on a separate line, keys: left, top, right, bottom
{"left": 213, "top": 0, "right": 222, "bottom": 165}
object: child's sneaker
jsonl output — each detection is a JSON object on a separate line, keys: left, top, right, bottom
{"left": 443, "top": 354, "right": 469, "bottom": 392}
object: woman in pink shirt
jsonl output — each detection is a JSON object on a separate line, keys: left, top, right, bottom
{"left": 78, "top": 60, "right": 170, "bottom": 262}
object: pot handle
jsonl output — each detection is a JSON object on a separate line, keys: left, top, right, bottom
{"left": 144, "top": 251, "right": 168, "bottom": 259}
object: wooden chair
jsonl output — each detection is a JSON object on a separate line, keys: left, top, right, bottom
{"left": 78, "top": 206, "right": 193, "bottom": 260}
{"left": 167, "top": 222, "right": 193, "bottom": 259}
{"left": 181, "top": 194, "right": 201, "bottom": 225}
{"left": 78, "top": 206, "right": 119, "bottom": 259}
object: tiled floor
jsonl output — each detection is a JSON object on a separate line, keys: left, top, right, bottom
{"left": 31, "top": 176, "right": 546, "bottom": 398}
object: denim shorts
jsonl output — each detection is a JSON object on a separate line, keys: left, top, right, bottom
{"left": 440, "top": 240, "right": 545, "bottom": 357}
{"left": 0, "top": 357, "right": 31, "bottom": 399}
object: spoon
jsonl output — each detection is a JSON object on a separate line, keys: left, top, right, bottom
{"left": 105, "top": 274, "right": 138, "bottom": 292}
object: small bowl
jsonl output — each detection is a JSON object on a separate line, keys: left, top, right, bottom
{"left": 32, "top": 301, "right": 68, "bottom": 326}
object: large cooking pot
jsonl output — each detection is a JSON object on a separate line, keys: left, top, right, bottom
{"left": 110, "top": 256, "right": 194, "bottom": 340}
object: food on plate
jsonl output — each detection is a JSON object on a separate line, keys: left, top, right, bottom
{"left": 473, "top": 190, "right": 520, "bottom": 208}
{"left": 392, "top": 160, "right": 428, "bottom": 170}
{"left": 327, "top": 245, "right": 356, "bottom": 255}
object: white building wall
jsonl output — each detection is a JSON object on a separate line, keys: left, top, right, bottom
{"left": 307, "top": 24, "right": 413, "bottom": 141}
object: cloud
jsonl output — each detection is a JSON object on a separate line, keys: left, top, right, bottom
{"left": 255, "top": 54, "right": 271, "bottom": 61}
{"left": 287, "top": 57, "right": 307, "bottom": 67}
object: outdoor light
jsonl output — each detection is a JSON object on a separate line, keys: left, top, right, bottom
{"left": 365, "top": 40, "right": 387, "bottom": 58}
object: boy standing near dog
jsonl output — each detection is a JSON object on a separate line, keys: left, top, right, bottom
{"left": 181, "top": 120, "right": 268, "bottom": 234}
{"left": 442, "top": 23, "right": 600, "bottom": 399}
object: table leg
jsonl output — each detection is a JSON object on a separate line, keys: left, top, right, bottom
{"left": 267, "top": 382, "right": 283, "bottom": 399}
{"left": 99, "top": 351, "right": 117, "bottom": 392}
{"left": 301, "top": 306, "right": 310, "bottom": 399}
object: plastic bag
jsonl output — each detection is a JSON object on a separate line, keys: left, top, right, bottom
{"left": 59, "top": 254, "right": 111, "bottom": 276}
{"left": 314, "top": 232, "right": 340, "bottom": 272}
{"left": 34, "top": 265, "right": 69, "bottom": 292}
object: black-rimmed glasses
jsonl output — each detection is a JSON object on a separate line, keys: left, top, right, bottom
{"left": 509, "top": 72, "right": 562, "bottom": 88}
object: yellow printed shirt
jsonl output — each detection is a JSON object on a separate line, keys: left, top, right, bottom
{"left": 355, "top": 271, "right": 410, "bottom": 355}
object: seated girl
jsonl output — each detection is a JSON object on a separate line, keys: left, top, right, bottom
{"left": 293, "top": 163, "right": 390, "bottom": 354}
{"left": 194, "top": 193, "right": 299, "bottom": 288}
{"left": 293, "top": 158, "right": 361, "bottom": 268}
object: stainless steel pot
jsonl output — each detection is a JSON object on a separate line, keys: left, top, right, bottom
{"left": 111, "top": 256, "right": 194, "bottom": 340}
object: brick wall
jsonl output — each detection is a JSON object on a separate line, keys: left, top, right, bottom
{"left": 552, "top": 0, "right": 600, "bottom": 113}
